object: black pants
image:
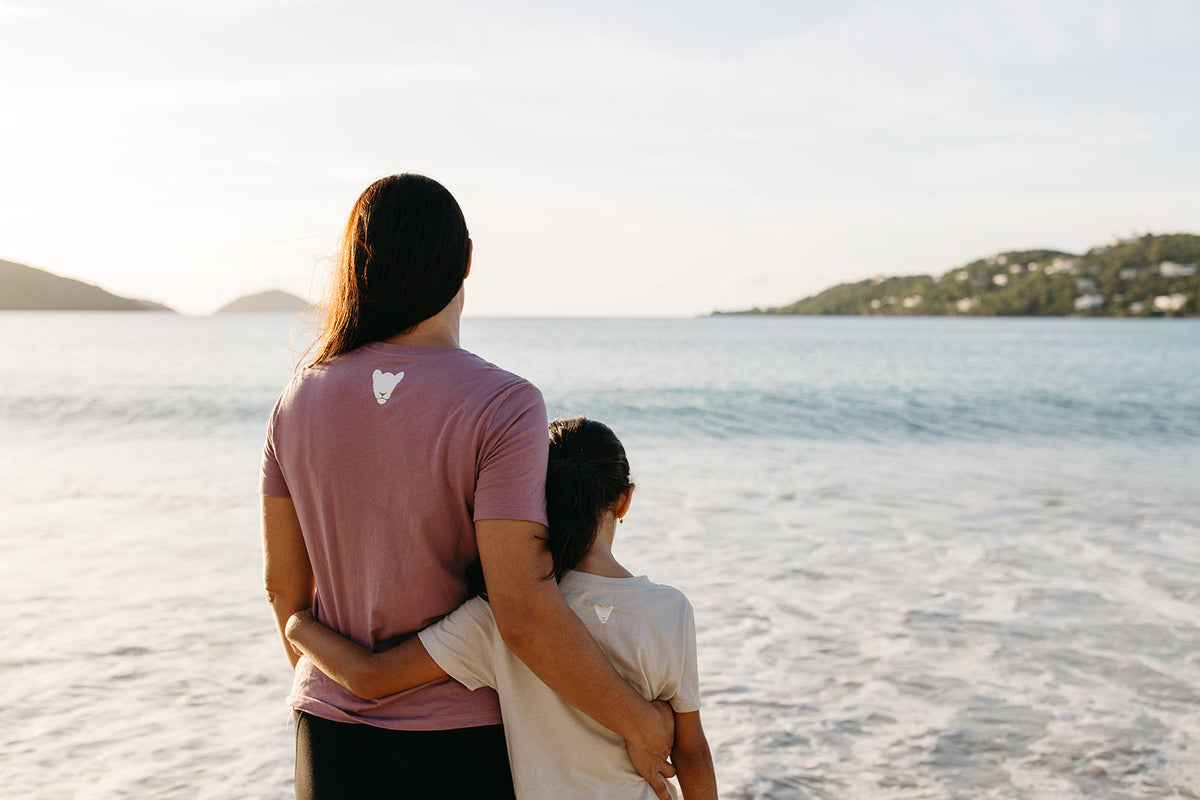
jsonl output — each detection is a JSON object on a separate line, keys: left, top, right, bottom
{"left": 294, "top": 711, "right": 515, "bottom": 800}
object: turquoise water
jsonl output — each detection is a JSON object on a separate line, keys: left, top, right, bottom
{"left": 479, "top": 316, "right": 1200, "bottom": 443}
{"left": 1, "top": 313, "right": 1197, "bottom": 799}
{"left": 3, "top": 314, "right": 1197, "bottom": 444}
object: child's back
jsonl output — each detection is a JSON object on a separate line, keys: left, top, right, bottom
{"left": 420, "top": 570, "right": 699, "bottom": 800}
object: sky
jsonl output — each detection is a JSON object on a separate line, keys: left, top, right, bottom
{"left": 1, "top": 0, "right": 1198, "bottom": 316}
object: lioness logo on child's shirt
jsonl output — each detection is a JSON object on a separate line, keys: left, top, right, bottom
{"left": 372, "top": 370, "right": 404, "bottom": 404}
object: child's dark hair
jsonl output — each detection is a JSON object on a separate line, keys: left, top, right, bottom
{"left": 465, "top": 416, "right": 631, "bottom": 597}
{"left": 544, "top": 417, "right": 631, "bottom": 581}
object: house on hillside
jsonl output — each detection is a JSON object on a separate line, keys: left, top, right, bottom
{"left": 1153, "top": 294, "right": 1189, "bottom": 312}
{"left": 1158, "top": 262, "right": 1198, "bottom": 278}
{"left": 1045, "top": 257, "right": 1080, "bottom": 275}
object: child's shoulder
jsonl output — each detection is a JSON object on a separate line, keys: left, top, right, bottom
{"left": 565, "top": 572, "right": 695, "bottom": 617}
{"left": 638, "top": 575, "right": 690, "bottom": 599}
{"left": 639, "top": 578, "right": 695, "bottom": 615}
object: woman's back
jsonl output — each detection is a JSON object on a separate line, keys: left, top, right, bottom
{"left": 262, "top": 339, "right": 549, "bottom": 729}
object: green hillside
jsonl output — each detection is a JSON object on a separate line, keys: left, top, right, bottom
{"left": 728, "top": 234, "right": 1200, "bottom": 317}
{"left": 215, "top": 289, "right": 309, "bottom": 313}
{"left": 0, "top": 259, "right": 173, "bottom": 311}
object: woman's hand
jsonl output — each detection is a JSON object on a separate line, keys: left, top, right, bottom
{"left": 624, "top": 699, "right": 677, "bottom": 800}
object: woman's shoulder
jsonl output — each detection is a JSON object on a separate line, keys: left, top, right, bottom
{"left": 457, "top": 350, "right": 541, "bottom": 395}
{"left": 456, "top": 354, "right": 546, "bottom": 420}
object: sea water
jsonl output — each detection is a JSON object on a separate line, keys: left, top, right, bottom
{"left": 1, "top": 314, "right": 1197, "bottom": 799}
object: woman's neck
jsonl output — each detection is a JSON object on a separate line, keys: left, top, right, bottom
{"left": 384, "top": 324, "right": 459, "bottom": 348}
{"left": 383, "top": 288, "right": 463, "bottom": 348}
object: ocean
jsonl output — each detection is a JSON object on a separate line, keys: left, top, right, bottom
{"left": 1, "top": 313, "right": 1198, "bottom": 799}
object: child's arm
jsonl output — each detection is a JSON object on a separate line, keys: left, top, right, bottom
{"left": 285, "top": 610, "right": 447, "bottom": 699}
{"left": 672, "top": 710, "right": 718, "bottom": 800}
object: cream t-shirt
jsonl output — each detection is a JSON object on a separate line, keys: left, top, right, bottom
{"left": 418, "top": 571, "right": 701, "bottom": 800}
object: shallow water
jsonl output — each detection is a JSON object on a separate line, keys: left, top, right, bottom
{"left": 1, "top": 314, "right": 1197, "bottom": 798}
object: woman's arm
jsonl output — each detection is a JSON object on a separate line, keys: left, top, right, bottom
{"left": 476, "top": 518, "right": 676, "bottom": 800}
{"left": 671, "top": 710, "right": 718, "bottom": 800}
{"left": 285, "top": 611, "right": 447, "bottom": 699}
{"left": 261, "top": 495, "right": 315, "bottom": 669}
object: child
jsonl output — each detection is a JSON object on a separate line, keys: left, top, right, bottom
{"left": 286, "top": 417, "right": 718, "bottom": 800}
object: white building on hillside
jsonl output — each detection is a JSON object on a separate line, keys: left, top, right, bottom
{"left": 1159, "top": 262, "right": 1198, "bottom": 277}
{"left": 1045, "top": 257, "right": 1080, "bottom": 275}
{"left": 1154, "top": 294, "right": 1189, "bottom": 312}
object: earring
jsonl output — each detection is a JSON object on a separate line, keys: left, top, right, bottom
{"left": 618, "top": 517, "right": 624, "bottom": 524}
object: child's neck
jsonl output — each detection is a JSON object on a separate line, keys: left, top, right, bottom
{"left": 572, "top": 521, "right": 634, "bottom": 579}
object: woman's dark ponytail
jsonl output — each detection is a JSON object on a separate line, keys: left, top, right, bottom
{"left": 309, "top": 174, "right": 471, "bottom": 367}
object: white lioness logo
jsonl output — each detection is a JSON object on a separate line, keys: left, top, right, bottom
{"left": 372, "top": 369, "right": 404, "bottom": 404}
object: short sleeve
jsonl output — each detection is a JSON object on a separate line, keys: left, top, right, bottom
{"left": 260, "top": 394, "right": 291, "bottom": 497}
{"left": 473, "top": 383, "right": 548, "bottom": 525}
{"left": 669, "top": 599, "right": 702, "bottom": 713}
{"left": 418, "top": 598, "right": 501, "bottom": 692}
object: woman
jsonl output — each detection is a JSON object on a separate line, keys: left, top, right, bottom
{"left": 260, "top": 174, "right": 674, "bottom": 799}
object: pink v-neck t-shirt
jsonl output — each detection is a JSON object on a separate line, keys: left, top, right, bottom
{"left": 261, "top": 341, "right": 549, "bottom": 730}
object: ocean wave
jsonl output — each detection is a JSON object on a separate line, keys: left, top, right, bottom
{"left": 3, "top": 381, "right": 1198, "bottom": 445}
{"left": 548, "top": 385, "right": 1200, "bottom": 444}
{"left": 2, "top": 315, "right": 1198, "bottom": 447}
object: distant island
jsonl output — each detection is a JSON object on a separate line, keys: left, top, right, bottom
{"left": 720, "top": 233, "right": 1199, "bottom": 317}
{"left": 215, "top": 289, "right": 310, "bottom": 314}
{"left": 0, "top": 258, "right": 173, "bottom": 311}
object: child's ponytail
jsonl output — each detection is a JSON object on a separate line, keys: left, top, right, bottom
{"left": 545, "top": 417, "right": 632, "bottom": 581}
